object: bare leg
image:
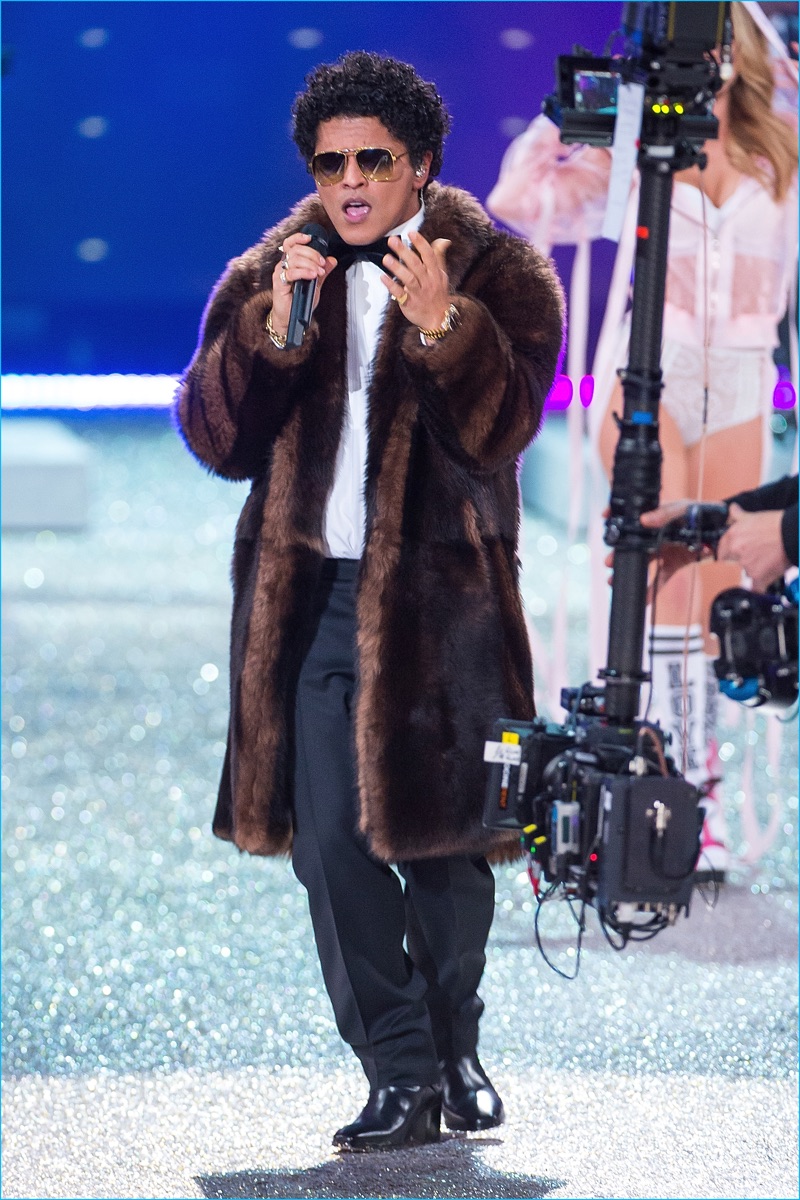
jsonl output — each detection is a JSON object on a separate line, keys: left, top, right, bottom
{"left": 687, "top": 415, "right": 763, "bottom": 649}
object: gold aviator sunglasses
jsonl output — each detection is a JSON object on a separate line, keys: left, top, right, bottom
{"left": 310, "top": 146, "right": 409, "bottom": 186}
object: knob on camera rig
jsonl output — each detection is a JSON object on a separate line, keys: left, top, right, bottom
{"left": 484, "top": 2, "right": 734, "bottom": 968}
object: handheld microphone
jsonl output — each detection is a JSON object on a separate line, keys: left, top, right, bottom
{"left": 286, "top": 223, "right": 329, "bottom": 348}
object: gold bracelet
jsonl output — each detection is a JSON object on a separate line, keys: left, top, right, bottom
{"left": 266, "top": 310, "right": 288, "bottom": 350}
{"left": 417, "top": 303, "right": 460, "bottom": 344}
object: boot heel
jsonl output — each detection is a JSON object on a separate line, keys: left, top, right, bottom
{"left": 411, "top": 1095, "right": 441, "bottom": 1144}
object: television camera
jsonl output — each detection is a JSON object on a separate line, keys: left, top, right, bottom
{"left": 483, "top": 2, "right": 757, "bottom": 971}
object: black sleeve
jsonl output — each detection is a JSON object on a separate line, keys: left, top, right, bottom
{"left": 725, "top": 475, "right": 799, "bottom": 566}
{"left": 781, "top": 503, "right": 798, "bottom": 566}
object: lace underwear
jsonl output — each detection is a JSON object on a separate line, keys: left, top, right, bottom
{"left": 658, "top": 340, "right": 775, "bottom": 447}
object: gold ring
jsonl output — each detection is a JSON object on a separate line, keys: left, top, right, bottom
{"left": 397, "top": 291, "right": 409, "bottom": 306}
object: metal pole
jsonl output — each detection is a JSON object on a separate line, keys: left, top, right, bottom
{"left": 603, "top": 151, "right": 675, "bottom": 723}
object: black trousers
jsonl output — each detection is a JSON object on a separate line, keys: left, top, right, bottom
{"left": 291, "top": 559, "right": 495, "bottom": 1089}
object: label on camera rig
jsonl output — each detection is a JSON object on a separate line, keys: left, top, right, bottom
{"left": 482, "top": 721, "right": 535, "bottom": 830}
{"left": 483, "top": 741, "right": 523, "bottom": 765}
{"left": 483, "top": 718, "right": 578, "bottom": 832}
{"left": 552, "top": 800, "right": 581, "bottom": 855}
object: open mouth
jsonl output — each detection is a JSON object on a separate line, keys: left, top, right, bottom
{"left": 342, "top": 199, "right": 372, "bottom": 223}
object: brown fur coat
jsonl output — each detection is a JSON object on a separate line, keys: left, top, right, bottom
{"left": 176, "top": 182, "right": 564, "bottom": 862}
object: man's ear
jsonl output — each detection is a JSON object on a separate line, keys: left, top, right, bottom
{"left": 413, "top": 151, "right": 434, "bottom": 190}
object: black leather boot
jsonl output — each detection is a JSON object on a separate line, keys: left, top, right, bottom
{"left": 440, "top": 1054, "right": 504, "bottom": 1131}
{"left": 333, "top": 1085, "right": 442, "bottom": 1151}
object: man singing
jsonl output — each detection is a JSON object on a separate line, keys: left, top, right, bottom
{"left": 176, "top": 51, "right": 563, "bottom": 1150}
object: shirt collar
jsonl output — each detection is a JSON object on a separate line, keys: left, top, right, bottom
{"left": 386, "top": 197, "right": 426, "bottom": 242}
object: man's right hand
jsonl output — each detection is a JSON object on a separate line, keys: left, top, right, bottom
{"left": 717, "top": 504, "right": 791, "bottom": 591}
{"left": 602, "top": 500, "right": 714, "bottom": 594}
{"left": 270, "top": 231, "right": 337, "bottom": 338}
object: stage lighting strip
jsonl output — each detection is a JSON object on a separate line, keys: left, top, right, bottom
{"left": 1, "top": 374, "right": 180, "bottom": 411}
{"left": 1, "top": 372, "right": 795, "bottom": 413}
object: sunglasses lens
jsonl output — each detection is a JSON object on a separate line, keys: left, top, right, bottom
{"left": 356, "top": 148, "right": 395, "bottom": 180}
{"left": 311, "top": 148, "right": 398, "bottom": 185}
{"left": 312, "top": 152, "right": 346, "bottom": 184}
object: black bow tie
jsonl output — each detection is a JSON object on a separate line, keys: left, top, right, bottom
{"left": 327, "top": 234, "right": 393, "bottom": 275}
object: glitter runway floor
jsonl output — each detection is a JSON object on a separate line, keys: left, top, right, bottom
{"left": 3, "top": 414, "right": 798, "bottom": 1200}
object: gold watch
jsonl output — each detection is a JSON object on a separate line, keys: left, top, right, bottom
{"left": 418, "top": 303, "right": 460, "bottom": 345}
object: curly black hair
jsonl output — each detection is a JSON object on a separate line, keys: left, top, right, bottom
{"left": 292, "top": 51, "right": 451, "bottom": 179}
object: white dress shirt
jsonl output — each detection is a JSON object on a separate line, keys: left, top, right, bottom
{"left": 323, "top": 202, "right": 426, "bottom": 559}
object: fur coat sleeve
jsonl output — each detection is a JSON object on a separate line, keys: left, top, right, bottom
{"left": 401, "top": 232, "right": 565, "bottom": 471}
{"left": 176, "top": 211, "right": 324, "bottom": 481}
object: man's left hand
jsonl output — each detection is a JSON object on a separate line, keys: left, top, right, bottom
{"left": 381, "top": 231, "right": 452, "bottom": 333}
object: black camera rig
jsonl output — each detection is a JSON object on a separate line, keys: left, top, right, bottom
{"left": 711, "top": 583, "right": 798, "bottom": 711}
{"left": 484, "top": 2, "right": 735, "bottom": 969}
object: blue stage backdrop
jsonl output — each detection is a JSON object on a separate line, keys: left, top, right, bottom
{"left": 2, "top": 1, "right": 618, "bottom": 376}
